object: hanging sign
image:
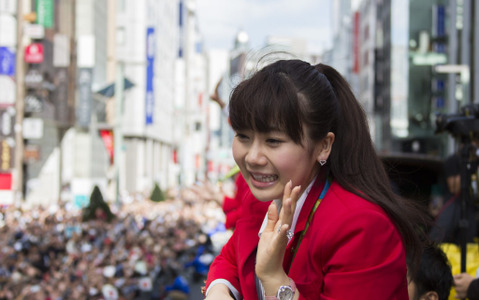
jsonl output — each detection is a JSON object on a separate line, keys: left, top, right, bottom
{"left": 25, "top": 43, "right": 44, "bottom": 64}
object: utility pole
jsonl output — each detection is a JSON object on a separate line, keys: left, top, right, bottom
{"left": 114, "top": 61, "right": 124, "bottom": 205}
{"left": 14, "top": 0, "right": 25, "bottom": 205}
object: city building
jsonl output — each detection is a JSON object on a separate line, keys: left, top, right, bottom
{"left": 351, "top": 0, "right": 478, "bottom": 158}
{"left": 115, "top": 0, "right": 180, "bottom": 196}
{"left": 2, "top": 0, "right": 479, "bottom": 207}
{"left": 374, "top": 0, "right": 477, "bottom": 157}
{"left": 175, "top": 0, "right": 209, "bottom": 186}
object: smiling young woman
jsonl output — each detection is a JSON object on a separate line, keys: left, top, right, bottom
{"left": 203, "top": 59, "right": 429, "bottom": 300}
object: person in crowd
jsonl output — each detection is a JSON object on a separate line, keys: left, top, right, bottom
{"left": 210, "top": 78, "right": 228, "bottom": 116}
{"left": 453, "top": 272, "right": 479, "bottom": 300}
{"left": 407, "top": 241, "right": 453, "bottom": 300}
{"left": 429, "top": 142, "right": 478, "bottom": 244}
{"left": 203, "top": 59, "right": 429, "bottom": 299}
{"left": 219, "top": 171, "right": 257, "bottom": 230}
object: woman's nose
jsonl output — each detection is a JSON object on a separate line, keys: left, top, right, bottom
{"left": 245, "top": 142, "right": 267, "bottom": 166}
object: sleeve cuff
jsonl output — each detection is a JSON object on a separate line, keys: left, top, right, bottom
{"left": 206, "top": 279, "right": 240, "bottom": 300}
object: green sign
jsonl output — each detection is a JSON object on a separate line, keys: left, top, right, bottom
{"left": 36, "top": 0, "right": 54, "bottom": 28}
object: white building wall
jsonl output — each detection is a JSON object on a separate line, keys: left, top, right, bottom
{"left": 330, "top": 0, "right": 353, "bottom": 76}
{"left": 25, "top": 121, "right": 60, "bottom": 207}
{"left": 47, "top": 0, "right": 110, "bottom": 206}
{"left": 118, "top": 0, "right": 179, "bottom": 195}
{"left": 174, "top": 0, "right": 208, "bottom": 187}
{"left": 93, "top": 0, "right": 108, "bottom": 89}
{"left": 358, "top": 0, "right": 376, "bottom": 138}
{"left": 205, "top": 49, "right": 230, "bottom": 181}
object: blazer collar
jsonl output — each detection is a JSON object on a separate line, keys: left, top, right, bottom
{"left": 294, "top": 174, "right": 329, "bottom": 234}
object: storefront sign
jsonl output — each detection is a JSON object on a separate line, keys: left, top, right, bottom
{"left": 0, "top": 75, "right": 15, "bottom": 105}
{"left": 36, "top": 0, "right": 53, "bottom": 28}
{"left": 24, "top": 23, "right": 45, "bottom": 39}
{"left": 0, "top": 139, "right": 13, "bottom": 171}
{"left": 25, "top": 43, "right": 44, "bottom": 64}
{"left": 145, "top": 27, "right": 155, "bottom": 125}
{"left": 0, "top": 47, "right": 15, "bottom": 76}
{"left": 76, "top": 68, "right": 92, "bottom": 128}
{"left": 99, "top": 129, "right": 114, "bottom": 164}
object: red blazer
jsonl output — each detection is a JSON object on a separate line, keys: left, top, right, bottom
{"left": 205, "top": 178, "right": 409, "bottom": 300}
{"left": 222, "top": 174, "right": 251, "bottom": 229}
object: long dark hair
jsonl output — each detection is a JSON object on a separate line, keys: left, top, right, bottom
{"left": 229, "top": 59, "right": 428, "bottom": 265}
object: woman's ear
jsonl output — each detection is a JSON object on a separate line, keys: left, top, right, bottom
{"left": 316, "top": 132, "right": 335, "bottom": 164}
{"left": 420, "top": 291, "right": 439, "bottom": 300}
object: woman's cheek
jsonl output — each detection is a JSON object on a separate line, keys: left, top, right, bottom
{"left": 231, "top": 141, "right": 244, "bottom": 165}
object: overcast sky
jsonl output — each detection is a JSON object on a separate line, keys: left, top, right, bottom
{"left": 196, "top": 0, "right": 334, "bottom": 54}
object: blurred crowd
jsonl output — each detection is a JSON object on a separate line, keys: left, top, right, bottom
{"left": 0, "top": 186, "right": 230, "bottom": 300}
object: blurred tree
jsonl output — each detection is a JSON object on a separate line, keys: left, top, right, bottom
{"left": 82, "top": 185, "right": 115, "bottom": 222}
{"left": 150, "top": 183, "right": 166, "bottom": 202}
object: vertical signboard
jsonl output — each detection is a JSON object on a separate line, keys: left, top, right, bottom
{"left": 0, "top": 76, "right": 15, "bottom": 106}
{"left": 0, "top": 47, "right": 15, "bottom": 76}
{"left": 0, "top": 0, "right": 16, "bottom": 13}
{"left": 0, "top": 139, "right": 13, "bottom": 172}
{"left": 99, "top": 129, "right": 114, "bottom": 164}
{"left": 25, "top": 43, "right": 44, "bottom": 64}
{"left": 53, "top": 34, "right": 70, "bottom": 67}
{"left": 0, "top": 47, "right": 15, "bottom": 107}
{"left": 53, "top": 68, "right": 70, "bottom": 124}
{"left": 0, "top": 106, "right": 15, "bottom": 174}
{"left": 0, "top": 108, "right": 14, "bottom": 139}
{"left": 178, "top": 1, "right": 184, "bottom": 58}
{"left": 0, "top": 13, "right": 16, "bottom": 46}
{"left": 36, "top": 0, "right": 54, "bottom": 28}
{"left": 0, "top": 107, "right": 14, "bottom": 194}
{"left": 76, "top": 68, "right": 92, "bottom": 128}
{"left": 432, "top": 5, "right": 446, "bottom": 53}
{"left": 353, "top": 11, "right": 360, "bottom": 74}
{"left": 145, "top": 27, "right": 155, "bottom": 125}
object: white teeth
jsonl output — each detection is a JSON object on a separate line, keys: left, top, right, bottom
{"left": 252, "top": 174, "right": 278, "bottom": 182}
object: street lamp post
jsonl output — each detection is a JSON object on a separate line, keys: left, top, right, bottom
{"left": 114, "top": 61, "right": 124, "bottom": 205}
{"left": 14, "top": 0, "right": 26, "bottom": 205}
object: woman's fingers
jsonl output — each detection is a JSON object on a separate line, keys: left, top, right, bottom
{"left": 278, "top": 181, "right": 292, "bottom": 221}
{"left": 256, "top": 181, "right": 302, "bottom": 281}
{"left": 279, "top": 182, "right": 301, "bottom": 230}
{"left": 263, "top": 201, "right": 279, "bottom": 233}
{"left": 262, "top": 181, "right": 301, "bottom": 242}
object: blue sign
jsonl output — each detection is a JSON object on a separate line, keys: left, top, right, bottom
{"left": 435, "top": 97, "right": 445, "bottom": 109}
{"left": 178, "top": 1, "right": 184, "bottom": 58}
{"left": 76, "top": 68, "right": 93, "bottom": 128}
{"left": 0, "top": 47, "right": 15, "bottom": 76}
{"left": 436, "top": 5, "right": 445, "bottom": 37}
{"left": 146, "top": 27, "right": 155, "bottom": 125}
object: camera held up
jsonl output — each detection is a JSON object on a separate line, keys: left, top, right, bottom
{"left": 435, "top": 103, "right": 479, "bottom": 139}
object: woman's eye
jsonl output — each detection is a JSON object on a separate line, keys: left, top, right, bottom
{"left": 266, "top": 138, "right": 282, "bottom": 144}
{"left": 235, "top": 133, "right": 249, "bottom": 140}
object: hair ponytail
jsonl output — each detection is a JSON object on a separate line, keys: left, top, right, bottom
{"left": 315, "top": 63, "right": 430, "bottom": 268}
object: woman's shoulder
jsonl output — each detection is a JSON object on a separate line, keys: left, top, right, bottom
{"left": 315, "top": 182, "right": 401, "bottom": 243}
{"left": 324, "top": 181, "right": 384, "bottom": 212}
{"left": 316, "top": 181, "right": 396, "bottom": 232}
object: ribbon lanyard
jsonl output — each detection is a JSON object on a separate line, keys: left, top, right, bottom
{"left": 288, "top": 176, "right": 331, "bottom": 272}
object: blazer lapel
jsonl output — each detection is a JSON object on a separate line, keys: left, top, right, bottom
{"left": 294, "top": 175, "right": 327, "bottom": 234}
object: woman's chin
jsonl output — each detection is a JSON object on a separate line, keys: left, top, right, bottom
{"left": 250, "top": 188, "right": 282, "bottom": 202}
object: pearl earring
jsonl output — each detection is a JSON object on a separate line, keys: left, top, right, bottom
{"left": 320, "top": 160, "right": 327, "bottom": 166}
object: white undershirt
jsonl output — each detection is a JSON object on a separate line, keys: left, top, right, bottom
{"left": 258, "top": 178, "right": 315, "bottom": 241}
{"left": 206, "top": 178, "right": 316, "bottom": 299}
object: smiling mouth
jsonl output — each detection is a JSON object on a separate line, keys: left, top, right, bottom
{"left": 251, "top": 173, "right": 278, "bottom": 183}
